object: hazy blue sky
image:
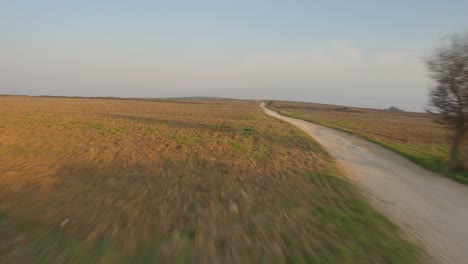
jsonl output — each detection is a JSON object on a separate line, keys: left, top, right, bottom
{"left": 2, "top": 1, "right": 467, "bottom": 111}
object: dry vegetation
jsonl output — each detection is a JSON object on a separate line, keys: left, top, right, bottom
{"left": 268, "top": 101, "right": 468, "bottom": 183}
{"left": 0, "top": 96, "right": 418, "bottom": 263}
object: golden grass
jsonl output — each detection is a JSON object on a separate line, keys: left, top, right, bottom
{"left": 0, "top": 96, "right": 419, "bottom": 263}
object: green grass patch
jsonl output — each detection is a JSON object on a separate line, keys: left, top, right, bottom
{"left": 380, "top": 142, "right": 468, "bottom": 184}
{"left": 230, "top": 141, "right": 246, "bottom": 150}
{"left": 0, "top": 212, "right": 127, "bottom": 264}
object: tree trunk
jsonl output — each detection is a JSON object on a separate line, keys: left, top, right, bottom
{"left": 449, "top": 125, "right": 465, "bottom": 169}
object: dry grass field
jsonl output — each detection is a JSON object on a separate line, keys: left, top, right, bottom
{"left": 0, "top": 96, "right": 418, "bottom": 263}
{"left": 268, "top": 101, "right": 468, "bottom": 184}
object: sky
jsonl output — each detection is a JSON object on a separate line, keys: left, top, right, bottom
{"left": 1, "top": 1, "right": 467, "bottom": 111}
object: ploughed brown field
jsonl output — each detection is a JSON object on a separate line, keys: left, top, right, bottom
{"left": 268, "top": 101, "right": 468, "bottom": 183}
{"left": 0, "top": 96, "right": 418, "bottom": 263}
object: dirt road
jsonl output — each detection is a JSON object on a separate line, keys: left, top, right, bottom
{"left": 262, "top": 103, "right": 468, "bottom": 264}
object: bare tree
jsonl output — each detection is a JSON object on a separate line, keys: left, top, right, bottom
{"left": 426, "top": 33, "right": 468, "bottom": 168}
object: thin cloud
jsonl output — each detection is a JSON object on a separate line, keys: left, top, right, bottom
{"left": 331, "top": 41, "right": 362, "bottom": 60}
